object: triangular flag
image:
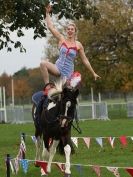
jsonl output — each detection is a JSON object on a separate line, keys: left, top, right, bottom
{"left": 92, "top": 165, "right": 101, "bottom": 177}
{"left": 119, "top": 136, "right": 127, "bottom": 147}
{"left": 13, "top": 157, "right": 19, "bottom": 174}
{"left": 95, "top": 137, "right": 103, "bottom": 148}
{"left": 10, "top": 160, "right": 16, "bottom": 174}
{"left": 31, "top": 136, "right": 37, "bottom": 143}
{"left": 131, "top": 137, "right": 133, "bottom": 141}
{"left": 75, "top": 164, "right": 83, "bottom": 176}
{"left": 107, "top": 167, "right": 120, "bottom": 177}
{"left": 126, "top": 168, "right": 133, "bottom": 177}
{"left": 71, "top": 137, "right": 78, "bottom": 147}
{"left": 83, "top": 137, "right": 91, "bottom": 149}
{"left": 35, "top": 161, "right": 48, "bottom": 175}
{"left": 20, "top": 140, "right": 26, "bottom": 153}
{"left": 55, "top": 162, "right": 65, "bottom": 173}
{"left": 108, "top": 137, "right": 115, "bottom": 148}
{"left": 20, "top": 159, "right": 29, "bottom": 174}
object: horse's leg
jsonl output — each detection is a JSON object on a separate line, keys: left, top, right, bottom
{"left": 64, "top": 144, "right": 71, "bottom": 174}
{"left": 42, "top": 141, "right": 49, "bottom": 161}
{"left": 47, "top": 140, "right": 59, "bottom": 173}
{"left": 35, "top": 136, "right": 42, "bottom": 162}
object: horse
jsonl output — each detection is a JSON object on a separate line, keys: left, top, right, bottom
{"left": 32, "top": 80, "right": 80, "bottom": 176}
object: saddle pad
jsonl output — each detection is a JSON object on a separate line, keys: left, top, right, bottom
{"left": 32, "top": 91, "right": 44, "bottom": 106}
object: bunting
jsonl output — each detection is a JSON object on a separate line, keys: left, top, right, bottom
{"left": 71, "top": 137, "right": 78, "bottom": 147}
{"left": 92, "top": 165, "right": 101, "bottom": 177}
{"left": 108, "top": 137, "right": 115, "bottom": 148}
{"left": 83, "top": 137, "right": 91, "bottom": 149}
{"left": 35, "top": 161, "right": 48, "bottom": 175}
{"left": 13, "top": 157, "right": 19, "bottom": 174}
{"left": 119, "top": 136, "right": 127, "bottom": 147}
{"left": 20, "top": 159, "right": 29, "bottom": 173}
{"left": 75, "top": 164, "right": 83, "bottom": 176}
{"left": 107, "top": 167, "right": 120, "bottom": 177}
{"left": 9, "top": 157, "right": 133, "bottom": 177}
{"left": 10, "top": 160, "right": 16, "bottom": 174}
{"left": 126, "top": 168, "right": 133, "bottom": 177}
{"left": 55, "top": 162, "right": 65, "bottom": 173}
{"left": 130, "top": 137, "right": 133, "bottom": 141}
{"left": 95, "top": 137, "right": 103, "bottom": 148}
{"left": 31, "top": 136, "right": 37, "bottom": 143}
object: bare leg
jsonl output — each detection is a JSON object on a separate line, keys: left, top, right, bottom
{"left": 40, "top": 60, "right": 60, "bottom": 84}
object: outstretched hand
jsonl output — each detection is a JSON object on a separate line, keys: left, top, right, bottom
{"left": 45, "top": 4, "right": 52, "bottom": 14}
{"left": 93, "top": 73, "right": 101, "bottom": 81}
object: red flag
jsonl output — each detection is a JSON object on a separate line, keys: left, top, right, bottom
{"left": 35, "top": 161, "right": 48, "bottom": 175}
{"left": 119, "top": 136, "right": 127, "bottom": 147}
{"left": 55, "top": 162, "right": 65, "bottom": 173}
{"left": 126, "top": 168, "right": 133, "bottom": 177}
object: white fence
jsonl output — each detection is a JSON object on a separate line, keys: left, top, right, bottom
{"left": 0, "top": 87, "right": 7, "bottom": 122}
{"left": 0, "top": 101, "right": 133, "bottom": 123}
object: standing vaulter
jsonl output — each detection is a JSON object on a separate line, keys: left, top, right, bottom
{"left": 40, "top": 4, "right": 100, "bottom": 93}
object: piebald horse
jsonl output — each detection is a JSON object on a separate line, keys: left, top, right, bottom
{"left": 32, "top": 80, "right": 79, "bottom": 176}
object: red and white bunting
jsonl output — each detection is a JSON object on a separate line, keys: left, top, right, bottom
{"left": 107, "top": 167, "right": 120, "bottom": 177}
{"left": 92, "top": 165, "right": 101, "bottom": 177}
{"left": 119, "top": 136, "right": 127, "bottom": 147}
{"left": 83, "top": 137, "right": 91, "bottom": 149}
{"left": 35, "top": 161, "right": 48, "bottom": 175}
{"left": 10, "top": 160, "right": 15, "bottom": 174}
{"left": 95, "top": 137, "right": 103, "bottom": 148}
{"left": 13, "top": 157, "right": 19, "bottom": 174}
{"left": 55, "top": 162, "right": 65, "bottom": 173}
{"left": 126, "top": 168, "right": 133, "bottom": 177}
{"left": 71, "top": 137, "right": 78, "bottom": 147}
{"left": 108, "top": 137, "right": 115, "bottom": 148}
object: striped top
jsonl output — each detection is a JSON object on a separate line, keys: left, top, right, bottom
{"left": 55, "top": 42, "right": 78, "bottom": 79}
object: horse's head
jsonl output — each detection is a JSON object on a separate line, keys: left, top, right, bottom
{"left": 60, "top": 87, "right": 79, "bottom": 120}
{"left": 46, "top": 79, "right": 79, "bottom": 127}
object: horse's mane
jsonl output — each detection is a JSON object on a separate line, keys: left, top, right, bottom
{"left": 48, "top": 78, "right": 66, "bottom": 98}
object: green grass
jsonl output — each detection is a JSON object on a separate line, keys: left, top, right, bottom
{"left": 1, "top": 120, "right": 133, "bottom": 177}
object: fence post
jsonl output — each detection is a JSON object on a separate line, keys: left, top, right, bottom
{"left": 6, "top": 154, "right": 10, "bottom": 177}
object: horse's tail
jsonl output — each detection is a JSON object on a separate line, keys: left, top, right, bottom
{"left": 57, "top": 138, "right": 75, "bottom": 155}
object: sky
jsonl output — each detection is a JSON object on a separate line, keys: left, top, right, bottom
{"left": 0, "top": 29, "right": 47, "bottom": 76}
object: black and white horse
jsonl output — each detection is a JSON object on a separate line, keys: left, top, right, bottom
{"left": 32, "top": 80, "right": 79, "bottom": 175}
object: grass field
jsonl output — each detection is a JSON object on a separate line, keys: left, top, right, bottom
{"left": 1, "top": 119, "right": 133, "bottom": 177}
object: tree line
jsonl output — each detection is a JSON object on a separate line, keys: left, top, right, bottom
{"left": 0, "top": 0, "right": 133, "bottom": 104}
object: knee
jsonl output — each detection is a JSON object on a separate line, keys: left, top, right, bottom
{"left": 40, "top": 60, "right": 48, "bottom": 69}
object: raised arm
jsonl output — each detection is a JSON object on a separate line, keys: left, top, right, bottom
{"left": 78, "top": 42, "right": 100, "bottom": 80}
{"left": 45, "top": 5, "right": 64, "bottom": 41}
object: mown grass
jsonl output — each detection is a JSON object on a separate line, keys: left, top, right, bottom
{"left": 1, "top": 120, "right": 133, "bottom": 177}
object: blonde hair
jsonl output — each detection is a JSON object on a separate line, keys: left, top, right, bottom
{"left": 66, "top": 22, "right": 78, "bottom": 40}
{"left": 67, "top": 22, "right": 77, "bottom": 32}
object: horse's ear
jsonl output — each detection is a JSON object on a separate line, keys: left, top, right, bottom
{"left": 74, "top": 89, "right": 79, "bottom": 98}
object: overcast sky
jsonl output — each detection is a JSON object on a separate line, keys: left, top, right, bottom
{"left": 0, "top": 29, "right": 47, "bottom": 76}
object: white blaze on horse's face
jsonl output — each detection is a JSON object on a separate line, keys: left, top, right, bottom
{"left": 65, "top": 101, "right": 71, "bottom": 116}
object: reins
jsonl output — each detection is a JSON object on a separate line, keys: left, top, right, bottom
{"left": 71, "top": 121, "right": 82, "bottom": 134}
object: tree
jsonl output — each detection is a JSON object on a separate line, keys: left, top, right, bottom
{"left": 0, "top": 0, "right": 100, "bottom": 52}
{"left": 44, "top": 0, "right": 133, "bottom": 94}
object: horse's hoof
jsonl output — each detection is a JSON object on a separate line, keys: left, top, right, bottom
{"left": 64, "top": 174, "right": 71, "bottom": 177}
